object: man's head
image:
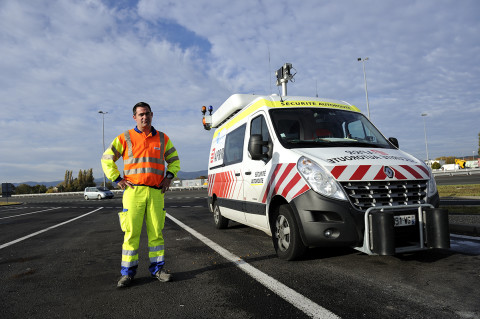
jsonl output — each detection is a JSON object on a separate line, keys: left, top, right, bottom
{"left": 132, "top": 102, "right": 153, "bottom": 133}
{"left": 133, "top": 102, "right": 152, "bottom": 115}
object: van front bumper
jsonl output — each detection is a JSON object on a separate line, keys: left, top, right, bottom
{"left": 289, "top": 190, "right": 364, "bottom": 247}
{"left": 289, "top": 190, "right": 441, "bottom": 248}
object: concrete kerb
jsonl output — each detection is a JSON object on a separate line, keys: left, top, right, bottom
{"left": 449, "top": 224, "right": 480, "bottom": 237}
{"left": 442, "top": 196, "right": 480, "bottom": 236}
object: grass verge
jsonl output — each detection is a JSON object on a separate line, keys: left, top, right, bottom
{"left": 437, "top": 184, "right": 480, "bottom": 197}
{"left": 0, "top": 201, "right": 21, "bottom": 206}
{"left": 438, "top": 184, "right": 480, "bottom": 214}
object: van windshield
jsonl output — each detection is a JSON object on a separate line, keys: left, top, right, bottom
{"left": 269, "top": 108, "right": 393, "bottom": 149}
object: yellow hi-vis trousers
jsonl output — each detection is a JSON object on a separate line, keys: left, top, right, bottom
{"left": 118, "top": 186, "right": 166, "bottom": 276}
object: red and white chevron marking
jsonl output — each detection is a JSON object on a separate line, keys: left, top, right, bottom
{"left": 330, "top": 164, "right": 430, "bottom": 181}
{"left": 207, "top": 173, "right": 215, "bottom": 196}
{"left": 261, "top": 163, "right": 310, "bottom": 203}
{"left": 208, "top": 171, "right": 242, "bottom": 200}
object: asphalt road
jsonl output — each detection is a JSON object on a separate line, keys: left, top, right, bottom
{"left": 434, "top": 172, "right": 480, "bottom": 186}
{"left": 1, "top": 190, "right": 479, "bottom": 319}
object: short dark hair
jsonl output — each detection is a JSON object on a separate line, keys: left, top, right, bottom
{"left": 133, "top": 102, "right": 152, "bottom": 115}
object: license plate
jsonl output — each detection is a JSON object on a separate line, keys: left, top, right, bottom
{"left": 394, "top": 214, "right": 416, "bottom": 227}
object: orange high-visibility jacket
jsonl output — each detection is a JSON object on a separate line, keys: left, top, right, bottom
{"left": 101, "top": 127, "right": 180, "bottom": 186}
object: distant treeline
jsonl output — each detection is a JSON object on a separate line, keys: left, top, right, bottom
{"left": 12, "top": 169, "right": 97, "bottom": 194}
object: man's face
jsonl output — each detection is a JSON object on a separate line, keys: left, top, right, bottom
{"left": 133, "top": 106, "right": 153, "bottom": 131}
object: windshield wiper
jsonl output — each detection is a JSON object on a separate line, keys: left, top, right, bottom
{"left": 348, "top": 141, "right": 385, "bottom": 148}
{"left": 286, "top": 139, "right": 328, "bottom": 144}
{"left": 284, "top": 139, "right": 345, "bottom": 147}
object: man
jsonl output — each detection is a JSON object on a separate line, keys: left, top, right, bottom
{"left": 101, "top": 102, "right": 180, "bottom": 288}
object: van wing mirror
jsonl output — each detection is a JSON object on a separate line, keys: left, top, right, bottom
{"left": 388, "top": 137, "right": 399, "bottom": 148}
{"left": 248, "top": 134, "right": 269, "bottom": 160}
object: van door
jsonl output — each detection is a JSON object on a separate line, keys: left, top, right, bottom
{"left": 243, "top": 113, "right": 273, "bottom": 231}
{"left": 214, "top": 124, "right": 246, "bottom": 223}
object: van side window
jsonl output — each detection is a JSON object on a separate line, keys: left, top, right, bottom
{"left": 224, "top": 124, "right": 246, "bottom": 166}
{"left": 250, "top": 115, "right": 272, "bottom": 154}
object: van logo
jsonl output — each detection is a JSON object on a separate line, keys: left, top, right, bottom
{"left": 384, "top": 166, "right": 394, "bottom": 178}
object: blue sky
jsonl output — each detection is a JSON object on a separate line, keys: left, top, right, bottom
{"left": 1, "top": 0, "right": 479, "bottom": 183}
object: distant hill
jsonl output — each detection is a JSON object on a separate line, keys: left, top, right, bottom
{"left": 176, "top": 170, "right": 208, "bottom": 180}
{"left": 11, "top": 170, "right": 208, "bottom": 187}
{"left": 12, "top": 180, "right": 63, "bottom": 188}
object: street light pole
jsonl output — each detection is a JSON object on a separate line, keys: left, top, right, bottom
{"left": 98, "top": 110, "right": 108, "bottom": 188}
{"left": 357, "top": 57, "right": 370, "bottom": 119}
{"left": 421, "top": 113, "right": 429, "bottom": 164}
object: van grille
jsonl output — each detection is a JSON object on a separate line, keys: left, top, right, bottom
{"left": 340, "top": 180, "right": 428, "bottom": 211}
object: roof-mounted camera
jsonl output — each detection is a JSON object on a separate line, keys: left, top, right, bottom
{"left": 275, "top": 63, "right": 295, "bottom": 96}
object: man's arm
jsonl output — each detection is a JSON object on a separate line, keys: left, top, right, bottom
{"left": 164, "top": 137, "right": 180, "bottom": 177}
{"left": 159, "top": 134, "right": 180, "bottom": 193}
{"left": 101, "top": 136, "right": 124, "bottom": 184}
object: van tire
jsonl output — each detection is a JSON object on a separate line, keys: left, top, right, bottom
{"left": 97, "top": 194, "right": 102, "bottom": 200}
{"left": 213, "top": 203, "right": 229, "bottom": 229}
{"left": 273, "top": 204, "right": 306, "bottom": 260}
{"left": 84, "top": 195, "right": 89, "bottom": 200}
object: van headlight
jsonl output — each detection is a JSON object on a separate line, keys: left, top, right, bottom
{"left": 297, "top": 156, "right": 347, "bottom": 200}
{"left": 427, "top": 167, "right": 438, "bottom": 197}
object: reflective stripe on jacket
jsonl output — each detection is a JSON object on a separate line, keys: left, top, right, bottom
{"left": 101, "top": 126, "right": 180, "bottom": 186}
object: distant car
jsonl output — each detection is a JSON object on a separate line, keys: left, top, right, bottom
{"left": 84, "top": 186, "right": 114, "bottom": 200}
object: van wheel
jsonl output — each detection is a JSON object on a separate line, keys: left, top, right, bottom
{"left": 84, "top": 195, "right": 89, "bottom": 200}
{"left": 272, "top": 204, "right": 306, "bottom": 260}
{"left": 213, "top": 203, "right": 229, "bottom": 229}
{"left": 97, "top": 194, "right": 102, "bottom": 200}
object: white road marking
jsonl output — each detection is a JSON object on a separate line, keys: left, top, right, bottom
{"left": 0, "top": 207, "right": 61, "bottom": 220}
{"left": 167, "top": 213, "right": 340, "bottom": 319}
{"left": 0, "top": 207, "right": 103, "bottom": 250}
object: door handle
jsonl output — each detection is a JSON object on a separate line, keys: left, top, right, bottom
{"left": 235, "top": 173, "right": 241, "bottom": 176}
{"left": 245, "top": 171, "right": 252, "bottom": 175}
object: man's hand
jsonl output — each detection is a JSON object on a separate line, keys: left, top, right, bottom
{"left": 159, "top": 177, "right": 172, "bottom": 193}
{"left": 117, "top": 178, "right": 134, "bottom": 190}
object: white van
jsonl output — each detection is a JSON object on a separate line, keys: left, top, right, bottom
{"left": 203, "top": 64, "right": 449, "bottom": 260}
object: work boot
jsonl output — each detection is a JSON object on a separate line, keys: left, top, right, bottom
{"left": 117, "top": 275, "right": 133, "bottom": 288}
{"left": 153, "top": 269, "right": 172, "bottom": 282}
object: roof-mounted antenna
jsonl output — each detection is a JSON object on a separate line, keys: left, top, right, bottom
{"left": 268, "top": 46, "right": 272, "bottom": 94}
{"left": 275, "top": 63, "right": 295, "bottom": 97}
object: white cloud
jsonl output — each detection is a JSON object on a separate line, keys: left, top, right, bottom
{"left": 1, "top": 0, "right": 479, "bottom": 183}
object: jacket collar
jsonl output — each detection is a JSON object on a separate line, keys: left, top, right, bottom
{"left": 134, "top": 126, "right": 157, "bottom": 136}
